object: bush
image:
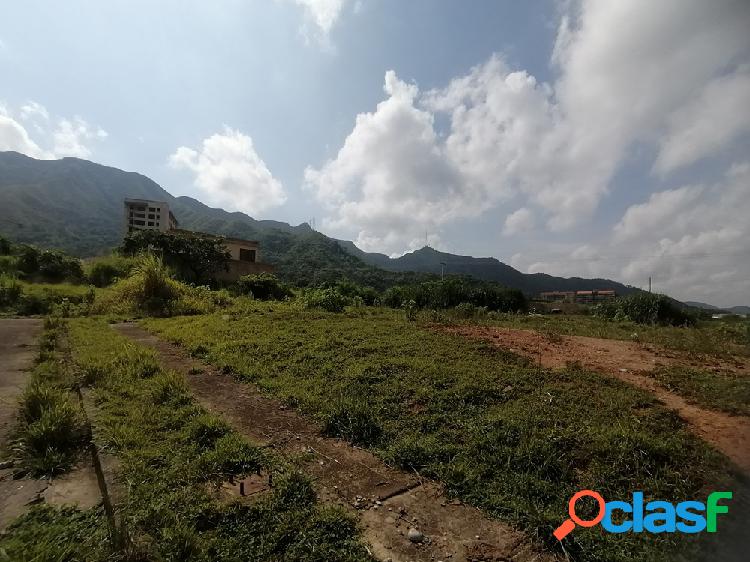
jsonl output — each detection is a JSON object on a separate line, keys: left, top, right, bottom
{"left": 86, "top": 255, "right": 137, "bottom": 287}
{"left": 300, "top": 287, "right": 350, "bottom": 313}
{"left": 593, "top": 292, "right": 695, "bottom": 326}
{"left": 234, "top": 273, "right": 292, "bottom": 301}
{"left": 93, "top": 254, "right": 233, "bottom": 317}
{"left": 17, "top": 245, "right": 83, "bottom": 283}
{"left": 383, "top": 278, "right": 526, "bottom": 312}
{"left": 0, "top": 275, "right": 21, "bottom": 307}
{"left": 0, "top": 235, "right": 11, "bottom": 255}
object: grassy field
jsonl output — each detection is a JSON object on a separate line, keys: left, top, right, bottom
{"left": 432, "top": 310, "right": 750, "bottom": 358}
{"left": 144, "top": 303, "right": 738, "bottom": 562}
{"left": 645, "top": 366, "right": 750, "bottom": 416}
{"left": 0, "top": 318, "right": 373, "bottom": 562}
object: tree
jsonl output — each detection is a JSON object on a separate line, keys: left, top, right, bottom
{"left": 120, "top": 230, "right": 230, "bottom": 284}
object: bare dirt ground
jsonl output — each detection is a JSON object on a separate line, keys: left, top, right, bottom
{"left": 0, "top": 318, "right": 102, "bottom": 530}
{"left": 440, "top": 325, "right": 750, "bottom": 472}
{"left": 113, "top": 322, "right": 556, "bottom": 562}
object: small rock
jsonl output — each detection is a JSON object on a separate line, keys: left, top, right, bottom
{"left": 474, "top": 535, "right": 480, "bottom": 540}
{"left": 407, "top": 528, "right": 424, "bottom": 543}
{"left": 375, "top": 500, "right": 382, "bottom": 506}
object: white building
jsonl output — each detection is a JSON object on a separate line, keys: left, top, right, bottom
{"left": 124, "top": 199, "right": 178, "bottom": 233}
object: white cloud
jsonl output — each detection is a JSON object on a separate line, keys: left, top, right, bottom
{"left": 503, "top": 207, "right": 535, "bottom": 236}
{"left": 654, "top": 66, "right": 750, "bottom": 174}
{"left": 287, "top": 0, "right": 349, "bottom": 46}
{"left": 512, "top": 162, "right": 750, "bottom": 306}
{"left": 169, "top": 127, "right": 286, "bottom": 216}
{"left": 20, "top": 101, "right": 49, "bottom": 122}
{"left": 306, "top": 0, "right": 750, "bottom": 254}
{"left": 52, "top": 118, "right": 108, "bottom": 158}
{"left": 304, "top": 71, "right": 477, "bottom": 254}
{"left": 0, "top": 101, "right": 105, "bottom": 159}
{"left": 293, "top": 0, "right": 347, "bottom": 34}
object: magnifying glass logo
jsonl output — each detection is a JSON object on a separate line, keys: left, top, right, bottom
{"left": 553, "top": 490, "right": 606, "bottom": 541}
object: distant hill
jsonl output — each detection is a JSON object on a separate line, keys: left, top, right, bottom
{"left": 340, "top": 242, "right": 636, "bottom": 296}
{"left": 684, "top": 301, "right": 721, "bottom": 310}
{"left": 0, "top": 150, "right": 641, "bottom": 294}
{"left": 684, "top": 302, "right": 750, "bottom": 315}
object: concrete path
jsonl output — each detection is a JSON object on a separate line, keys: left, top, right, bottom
{"left": 113, "top": 322, "right": 555, "bottom": 562}
{"left": 0, "top": 318, "right": 44, "bottom": 529}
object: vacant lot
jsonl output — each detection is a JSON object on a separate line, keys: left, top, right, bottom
{"left": 144, "top": 303, "right": 738, "bottom": 562}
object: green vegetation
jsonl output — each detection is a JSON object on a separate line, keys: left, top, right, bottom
{"left": 91, "top": 254, "right": 231, "bottom": 317}
{"left": 234, "top": 272, "right": 293, "bottom": 300}
{"left": 85, "top": 254, "right": 138, "bottom": 287}
{"left": 383, "top": 277, "right": 526, "bottom": 312}
{"left": 121, "top": 229, "right": 231, "bottom": 284}
{"left": 299, "top": 286, "right": 351, "bottom": 312}
{"left": 12, "top": 317, "right": 87, "bottom": 475}
{"left": 593, "top": 292, "right": 695, "bottom": 326}
{"left": 144, "top": 303, "right": 734, "bottom": 562}
{"left": 646, "top": 366, "right": 750, "bottom": 416}
{"left": 66, "top": 318, "right": 370, "bottom": 561}
{"left": 453, "top": 311, "right": 748, "bottom": 358}
{"left": 1, "top": 317, "right": 373, "bottom": 561}
{"left": 0, "top": 505, "right": 111, "bottom": 562}
{"left": 16, "top": 244, "right": 84, "bottom": 283}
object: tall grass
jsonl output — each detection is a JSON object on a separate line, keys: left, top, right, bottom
{"left": 92, "top": 253, "right": 232, "bottom": 317}
{"left": 14, "top": 320, "right": 86, "bottom": 475}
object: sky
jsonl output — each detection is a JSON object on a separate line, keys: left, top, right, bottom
{"left": 1, "top": 0, "right": 749, "bottom": 307}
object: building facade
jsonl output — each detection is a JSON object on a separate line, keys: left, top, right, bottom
{"left": 539, "top": 290, "right": 616, "bottom": 304}
{"left": 124, "top": 199, "right": 178, "bottom": 232}
{"left": 123, "top": 199, "right": 274, "bottom": 281}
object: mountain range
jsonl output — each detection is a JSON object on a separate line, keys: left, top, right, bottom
{"left": 0, "top": 151, "right": 688, "bottom": 297}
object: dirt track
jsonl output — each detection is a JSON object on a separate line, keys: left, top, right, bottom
{"left": 441, "top": 325, "right": 750, "bottom": 472}
{"left": 113, "top": 322, "right": 555, "bottom": 562}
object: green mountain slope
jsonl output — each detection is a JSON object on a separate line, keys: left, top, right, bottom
{"left": 1, "top": 150, "right": 637, "bottom": 294}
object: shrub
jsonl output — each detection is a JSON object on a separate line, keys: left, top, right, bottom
{"left": 234, "top": 273, "right": 292, "bottom": 300}
{"left": 17, "top": 245, "right": 83, "bottom": 282}
{"left": 383, "top": 278, "right": 526, "bottom": 312}
{"left": 86, "top": 255, "right": 137, "bottom": 287}
{"left": 93, "top": 254, "right": 233, "bottom": 317}
{"left": 593, "top": 292, "right": 695, "bottom": 326}
{"left": 300, "top": 287, "right": 350, "bottom": 313}
{"left": 0, "top": 275, "right": 21, "bottom": 307}
{"left": 0, "top": 235, "right": 11, "bottom": 255}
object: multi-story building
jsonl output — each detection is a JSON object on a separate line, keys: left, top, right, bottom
{"left": 124, "top": 199, "right": 178, "bottom": 233}
{"left": 123, "top": 198, "right": 274, "bottom": 280}
{"left": 539, "top": 290, "right": 617, "bottom": 304}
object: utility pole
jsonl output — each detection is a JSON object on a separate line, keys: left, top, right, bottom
{"left": 440, "top": 262, "right": 447, "bottom": 281}
{"left": 648, "top": 276, "right": 652, "bottom": 293}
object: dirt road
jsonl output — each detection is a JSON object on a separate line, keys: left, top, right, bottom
{"left": 441, "top": 325, "right": 750, "bottom": 472}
